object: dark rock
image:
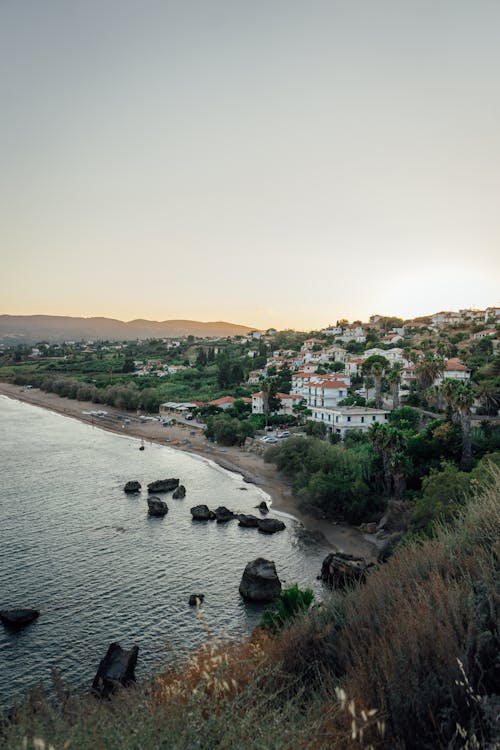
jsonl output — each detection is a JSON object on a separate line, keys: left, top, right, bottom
{"left": 172, "top": 485, "right": 186, "bottom": 499}
{"left": 0, "top": 609, "right": 40, "bottom": 628}
{"left": 92, "top": 642, "right": 139, "bottom": 698}
{"left": 239, "top": 558, "right": 282, "bottom": 602}
{"left": 147, "top": 478, "right": 179, "bottom": 493}
{"left": 191, "top": 504, "right": 214, "bottom": 521}
{"left": 214, "top": 506, "right": 235, "bottom": 523}
{"left": 377, "top": 532, "right": 404, "bottom": 563}
{"left": 360, "top": 522, "right": 377, "bottom": 534}
{"left": 238, "top": 513, "right": 260, "bottom": 528}
{"left": 124, "top": 481, "right": 141, "bottom": 493}
{"left": 147, "top": 497, "right": 168, "bottom": 517}
{"left": 320, "top": 552, "right": 372, "bottom": 589}
{"left": 189, "top": 594, "right": 205, "bottom": 606}
{"left": 257, "top": 500, "right": 269, "bottom": 514}
{"left": 258, "top": 518, "right": 286, "bottom": 534}
{"left": 377, "top": 500, "right": 413, "bottom": 532}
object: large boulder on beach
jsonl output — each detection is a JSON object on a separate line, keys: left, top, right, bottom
{"left": 257, "top": 500, "right": 269, "bottom": 514}
{"left": 147, "top": 497, "right": 168, "bottom": 517}
{"left": 239, "top": 558, "right": 282, "bottom": 602}
{"left": 124, "top": 481, "right": 141, "bottom": 494}
{"left": 319, "top": 552, "right": 372, "bottom": 589}
{"left": 214, "top": 506, "right": 235, "bottom": 523}
{"left": 258, "top": 518, "right": 286, "bottom": 534}
{"left": 0, "top": 609, "right": 40, "bottom": 628}
{"left": 191, "top": 505, "right": 215, "bottom": 521}
{"left": 172, "top": 485, "right": 186, "bottom": 499}
{"left": 238, "top": 514, "right": 260, "bottom": 528}
{"left": 92, "top": 642, "right": 139, "bottom": 698}
{"left": 147, "top": 478, "right": 179, "bottom": 493}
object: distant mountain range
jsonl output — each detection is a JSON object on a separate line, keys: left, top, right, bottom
{"left": 0, "top": 315, "right": 257, "bottom": 344}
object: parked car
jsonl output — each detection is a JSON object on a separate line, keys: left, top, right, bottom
{"left": 276, "top": 430, "right": 291, "bottom": 438}
{"left": 262, "top": 436, "right": 278, "bottom": 444}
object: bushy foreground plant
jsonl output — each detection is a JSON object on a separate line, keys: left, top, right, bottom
{"left": 260, "top": 584, "right": 314, "bottom": 632}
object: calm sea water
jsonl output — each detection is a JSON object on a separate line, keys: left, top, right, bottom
{"left": 0, "top": 396, "right": 329, "bottom": 705}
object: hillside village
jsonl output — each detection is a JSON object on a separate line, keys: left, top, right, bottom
{"left": 2, "top": 307, "right": 499, "bottom": 437}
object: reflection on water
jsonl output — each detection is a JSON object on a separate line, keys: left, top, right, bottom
{"left": 0, "top": 396, "right": 329, "bottom": 705}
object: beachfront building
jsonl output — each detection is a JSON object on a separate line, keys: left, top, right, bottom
{"left": 251, "top": 391, "right": 304, "bottom": 416}
{"left": 309, "top": 405, "right": 389, "bottom": 439}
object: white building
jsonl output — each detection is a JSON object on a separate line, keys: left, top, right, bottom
{"left": 302, "top": 380, "right": 349, "bottom": 409}
{"left": 252, "top": 391, "right": 304, "bottom": 416}
{"left": 309, "top": 406, "right": 389, "bottom": 438}
{"left": 434, "top": 358, "right": 471, "bottom": 384}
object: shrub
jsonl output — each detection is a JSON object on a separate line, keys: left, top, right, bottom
{"left": 261, "top": 584, "right": 315, "bottom": 632}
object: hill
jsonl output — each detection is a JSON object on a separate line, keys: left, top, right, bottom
{"left": 0, "top": 315, "right": 257, "bottom": 344}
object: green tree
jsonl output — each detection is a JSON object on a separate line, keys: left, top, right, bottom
{"left": 439, "top": 380, "right": 475, "bottom": 470}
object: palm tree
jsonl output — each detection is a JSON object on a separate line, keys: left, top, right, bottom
{"left": 368, "top": 423, "right": 408, "bottom": 495}
{"left": 388, "top": 365, "right": 402, "bottom": 409}
{"left": 476, "top": 382, "right": 500, "bottom": 416}
{"left": 416, "top": 354, "right": 445, "bottom": 394}
{"left": 439, "top": 379, "right": 475, "bottom": 471}
{"left": 371, "top": 363, "right": 385, "bottom": 408}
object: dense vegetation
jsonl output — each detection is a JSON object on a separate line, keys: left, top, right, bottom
{"left": 2, "top": 469, "right": 498, "bottom": 749}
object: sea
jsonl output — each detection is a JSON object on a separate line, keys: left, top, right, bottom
{"left": 0, "top": 396, "right": 330, "bottom": 706}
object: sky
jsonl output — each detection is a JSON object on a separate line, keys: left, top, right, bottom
{"left": 1, "top": 0, "right": 499, "bottom": 330}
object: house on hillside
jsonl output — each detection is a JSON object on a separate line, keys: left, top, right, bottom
{"left": 434, "top": 358, "right": 471, "bottom": 385}
{"left": 473, "top": 328, "right": 497, "bottom": 340}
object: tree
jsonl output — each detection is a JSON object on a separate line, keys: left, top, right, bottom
{"left": 362, "top": 355, "right": 389, "bottom": 408}
{"left": 439, "top": 380, "right": 475, "bottom": 471}
{"left": 122, "top": 357, "right": 135, "bottom": 373}
{"left": 415, "top": 355, "right": 445, "bottom": 394}
{"left": 388, "top": 365, "right": 402, "bottom": 409}
{"left": 368, "top": 423, "right": 408, "bottom": 496}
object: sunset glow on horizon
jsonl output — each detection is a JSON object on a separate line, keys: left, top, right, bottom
{"left": 1, "top": 1, "right": 499, "bottom": 331}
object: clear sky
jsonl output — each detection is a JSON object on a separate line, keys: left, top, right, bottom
{"left": 1, "top": 0, "right": 499, "bottom": 330}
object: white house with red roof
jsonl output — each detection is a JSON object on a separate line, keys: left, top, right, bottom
{"left": 302, "top": 380, "right": 349, "bottom": 409}
{"left": 434, "top": 358, "right": 471, "bottom": 385}
{"left": 473, "top": 328, "right": 497, "bottom": 340}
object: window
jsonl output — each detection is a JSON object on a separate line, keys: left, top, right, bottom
{"left": 361, "top": 416, "right": 364, "bottom": 423}
{"left": 372, "top": 416, "right": 376, "bottom": 421}
{"left": 347, "top": 416, "right": 351, "bottom": 422}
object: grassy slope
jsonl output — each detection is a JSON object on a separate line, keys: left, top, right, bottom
{"left": 2, "top": 471, "right": 499, "bottom": 750}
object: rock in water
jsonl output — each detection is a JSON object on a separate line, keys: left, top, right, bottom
{"left": 0, "top": 609, "right": 40, "bottom": 628}
{"left": 214, "top": 506, "right": 235, "bottom": 523}
{"left": 147, "top": 478, "right": 179, "bottom": 493}
{"left": 92, "top": 642, "right": 139, "bottom": 698}
{"left": 258, "top": 518, "right": 286, "bottom": 534}
{"left": 147, "top": 497, "right": 168, "bottom": 517}
{"left": 124, "top": 481, "right": 141, "bottom": 493}
{"left": 190, "top": 505, "right": 215, "bottom": 521}
{"left": 189, "top": 594, "right": 205, "bottom": 606}
{"left": 257, "top": 500, "right": 269, "bottom": 514}
{"left": 319, "top": 553, "right": 372, "bottom": 589}
{"left": 238, "top": 514, "right": 260, "bottom": 528}
{"left": 172, "top": 485, "right": 186, "bottom": 499}
{"left": 239, "top": 558, "right": 281, "bottom": 602}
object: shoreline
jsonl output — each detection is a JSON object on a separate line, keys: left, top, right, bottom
{"left": 0, "top": 382, "right": 377, "bottom": 560}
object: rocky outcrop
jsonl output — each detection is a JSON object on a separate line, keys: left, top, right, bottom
{"left": 92, "top": 642, "right": 139, "bottom": 698}
{"left": 0, "top": 608, "right": 40, "bottom": 628}
{"left": 239, "top": 558, "right": 282, "bottom": 602}
{"left": 191, "top": 505, "right": 215, "bottom": 521}
{"left": 147, "top": 497, "right": 168, "bottom": 517}
{"left": 377, "top": 532, "right": 404, "bottom": 563}
{"left": 124, "top": 481, "right": 141, "bottom": 493}
{"left": 172, "top": 485, "right": 186, "bottom": 499}
{"left": 258, "top": 518, "right": 286, "bottom": 534}
{"left": 147, "top": 478, "right": 179, "bottom": 493}
{"left": 214, "top": 506, "right": 235, "bottom": 523}
{"left": 189, "top": 594, "right": 205, "bottom": 606}
{"left": 377, "top": 500, "right": 413, "bottom": 533}
{"left": 238, "top": 514, "right": 260, "bottom": 527}
{"left": 319, "top": 552, "right": 372, "bottom": 589}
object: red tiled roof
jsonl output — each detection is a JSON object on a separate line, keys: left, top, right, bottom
{"left": 445, "top": 358, "right": 468, "bottom": 372}
{"left": 208, "top": 396, "right": 235, "bottom": 405}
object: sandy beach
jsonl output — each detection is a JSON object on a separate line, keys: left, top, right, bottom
{"left": 0, "top": 382, "right": 376, "bottom": 560}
